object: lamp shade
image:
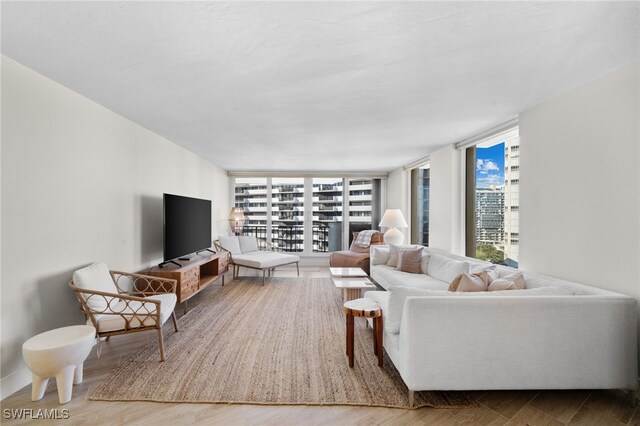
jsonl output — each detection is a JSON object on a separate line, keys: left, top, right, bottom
{"left": 229, "top": 207, "right": 245, "bottom": 235}
{"left": 379, "top": 209, "right": 407, "bottom": 245}
{"left": 379, "top": 209, "right": 408, "bottom": 229}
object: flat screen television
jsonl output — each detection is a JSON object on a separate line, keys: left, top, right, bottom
{"left": 163, "top": 193, "right": 212, "bottom": 262}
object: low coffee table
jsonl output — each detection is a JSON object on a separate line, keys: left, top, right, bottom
{"left": 329, "top": 267, "right": 368, "bottom": 278}
{"left": 330, "top": 267, "right": 376, "bottom": 301}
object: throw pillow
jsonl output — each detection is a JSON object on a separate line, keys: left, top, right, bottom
{"left": 449, "top": 271, "right": 490, "bottom": 291}
{"left": 449, "top": 272, "right": 489, "bottom": 292}
{"left": 396, "top": 248, "right": 423, "bottom": 274}
{"left": 488, "top": 272, "right": 526, "bottom": 291}
{"left": 427, "top": 253, "right": 470, "bottom": 283}
{"left": 386, "top": 245, "right": 420, "bottom": 267}
{"left": 370, "top": 246, "right": 390, "bottom": 265}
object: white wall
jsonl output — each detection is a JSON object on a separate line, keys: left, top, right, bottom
{"left": 0, "top": 56, "right": 230, "bottom": 398}
{"left": 428, "top": 144, "right": 464, "bottom": 254}
{"left": 520, "top": 61, "right": 640, "bottom": 367}
{"left": 385, "top": 167, "right": 410, "bottom": 242}
{"left": 519, "top": 62, "right": 639, "bottom": 297}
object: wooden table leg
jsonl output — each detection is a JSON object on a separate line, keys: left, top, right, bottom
{"left": 375, "top": 315, "right": 383, "bottom": 367}
{"left": 346, "top": 311, "right": 354, "bottom": 368}
{"left": 372, "top": 316, "right": 378, "bottom": 356}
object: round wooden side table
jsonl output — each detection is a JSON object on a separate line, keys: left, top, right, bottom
{"left": 343, "top": 298, "right": 383, "bottom": 368}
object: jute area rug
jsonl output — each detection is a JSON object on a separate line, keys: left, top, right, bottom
{"left": 90, "top": 277, "right": 475, "bottom": 409}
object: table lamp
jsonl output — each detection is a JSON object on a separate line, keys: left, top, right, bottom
{"left": 379, "top": 209, "right": 408, "bottom": 245}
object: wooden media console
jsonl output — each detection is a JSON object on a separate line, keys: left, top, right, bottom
{"left": 147, "top": 251, "right": 228, "bottom": 311}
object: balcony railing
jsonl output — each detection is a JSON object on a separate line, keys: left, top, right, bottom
{"left": 239, "top": 222, "right": 376, "bottom": 253}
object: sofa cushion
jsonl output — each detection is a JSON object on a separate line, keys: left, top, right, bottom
{"left": 397, "top": 248, "right": 423, "bottom": 274}
{"left": 238, "top": 236, "right": 258, "bottom": 253}
{"left": 488, "top": 272, "right": 525, "bottom": 291}
{"left": 427, "top": 253, "right": 470, "bottom": 283}
{"left": 233, "top": 252, "right": 299, "bottom": 269}
{"left": 374, "top": 265, "right": 449, "bottom": 291}
{"left": 73, "top": 262, "right": 119, "bottom": 312}
{"left": 371, "top": 247, "right": 390, "bottom": 265}
{"left": 218, "top": 236, "right": 241, "bottom": 254}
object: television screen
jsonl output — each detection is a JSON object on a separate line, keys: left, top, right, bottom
{"left": 163, "top": 193, "right": 212, "bottom": 261}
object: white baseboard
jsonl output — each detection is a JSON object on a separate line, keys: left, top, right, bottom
{"left": 1, "top": 366, "right": 31, "bottom": 401}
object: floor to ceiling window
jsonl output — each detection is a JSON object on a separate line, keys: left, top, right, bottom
{"left": 312, "top": 178, "right": 343, "bottom": 252}
{"left": 465, "top": 126, "right": 519, "bottom": 267}
{"left": 410, "top": 165, "right": 430, "bottom": 246}
{"left": 348, "top": 178, "right": 376, "bottom": 246}
{"left": 271, "top": 178, "right": 305, "bottom": 252}
{"left": 233, "top": 178, "right": 268, "bottom": 239}
{"left": 232, "top": 176, "right": 382, "bottom": 254}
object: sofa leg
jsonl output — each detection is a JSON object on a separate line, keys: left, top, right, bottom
{"left": 296, "top": 262, "right": 300, "bottom": 277}
{"left": 408, "top": 390, "right": 414, "bottom": 408}
{"left": 262, "top": 270, "right": 266, "bottom": 286}
{"left": 626, "top": 389, "right": 638, "bottom": 407}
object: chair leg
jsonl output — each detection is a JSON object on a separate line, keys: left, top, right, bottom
{"left": 296, "top": 262, "right": 300, "bottom": 277}
{"left": 157, "top": 328, "right": 165, "bottom": 362}
{"left": 172, "top": 311, "right": 179, "bottom": 332}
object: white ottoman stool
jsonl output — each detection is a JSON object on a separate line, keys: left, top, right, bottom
{"left": 22, "top": 325, "right": 96, "bottom": 404}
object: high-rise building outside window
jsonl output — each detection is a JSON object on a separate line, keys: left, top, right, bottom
{"left": 271, "top": 178, "right": 305, "bottom": 252}
{"left": 467, "top": 127, "right": 519, "bottom": 267}
{"left": 234, "top": 177, "right": 268, "bottom": 239}
{"left": 312, "top": 178, "right": 343, "bottom": 252}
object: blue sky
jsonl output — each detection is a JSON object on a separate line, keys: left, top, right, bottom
{"left": 476, "top": 142, "right": 505, "bottom": 188}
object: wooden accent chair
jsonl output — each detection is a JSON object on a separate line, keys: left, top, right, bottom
{"left": 214, "top": 235, "right": 300, "bottom": 285}
{"left": 69, "top": 262, "right": 179, "bottom": 362}
{"left": 329, "top": 231, "right": 384, "bottom": 275}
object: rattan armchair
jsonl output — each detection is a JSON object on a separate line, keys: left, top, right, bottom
{"left": 69, "top": 263, "right": 179, "bottom": 361}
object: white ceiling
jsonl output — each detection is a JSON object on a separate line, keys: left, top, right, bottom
{"left": 2, "top": 2, "right": 638, "bottom": 173}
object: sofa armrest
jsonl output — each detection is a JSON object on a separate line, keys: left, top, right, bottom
{"left": 397, "top": 295, "right": 637, "bottom": 391}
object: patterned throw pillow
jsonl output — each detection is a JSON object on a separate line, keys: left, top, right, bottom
{"left": 396, "top": 247, "right": 423, "bottom": 274}
{"left": 449, "top": 270, "right": 494, "bottom": 292}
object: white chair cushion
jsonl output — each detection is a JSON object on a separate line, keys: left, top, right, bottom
{"left": 233, "top": 252, "right": 299, "bottom": 269}
{"left": 218, "top": 236, "right": 241, "bottom": 254}
{"left": 238, "top": 236, "right": 258, "bottom": 253}
{"left": 91, "top": 293, "right": 177, "bottom": 333}
{"left": 73, "top": 262, "right": 119, "bottom": 312}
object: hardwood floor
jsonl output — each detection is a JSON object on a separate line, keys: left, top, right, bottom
{"left": 2, "top": 267, "right": 638, "bottom": 425}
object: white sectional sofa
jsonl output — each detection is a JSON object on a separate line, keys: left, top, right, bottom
{"left": 365, "top": 246, "right": 638, "bottom": 406}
